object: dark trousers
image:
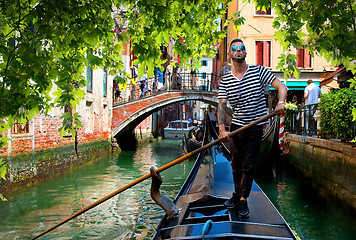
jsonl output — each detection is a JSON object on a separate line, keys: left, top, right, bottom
{"left": 230, "top": 124, "right": 263, "bottom": 199}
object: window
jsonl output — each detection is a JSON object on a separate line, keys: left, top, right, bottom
{"left": 86, "top": 62, "right": 93, "bottom": 92}
{"left": 11, "top": 119, "right": 30, "bottom": 134}
{"left": 86, "top": 101, "right": 94, "bottom": 133}
{"left": 103, "top": 67, "right": 107, "bottom": 97}
{"left": 296, "top": 47, "right": 312, "bottom": 68}
{"left": 255, "top": 1, "right": 272, "bottom": 16}
{"left": 255, "top": 41, "right": 271, "bottom": 68}
{"left": 201, "top": 60, "right": 207, "bottom": 66}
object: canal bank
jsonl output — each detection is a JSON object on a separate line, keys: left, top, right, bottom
{"left": 1, "top": 131, "right": 161, "bottom": 196}
{"left": 1, "top": 139, "right": 113, "bottom": 195}
{"left": 285, "top": 133, "right": 356, "bottom": 212}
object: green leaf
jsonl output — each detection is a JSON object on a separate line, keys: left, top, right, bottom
{"left": 0, "top": 164, "right": 7, "bottom": 180}
{"left": 0, "top": 193, "right": 7, "bottom": 201}
{"left": 138, "top": 61, "right": 146, "bottom": 77}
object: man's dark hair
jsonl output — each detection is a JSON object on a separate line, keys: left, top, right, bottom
{"left": 230, "top": 39, "right": 244, "bottom": 47}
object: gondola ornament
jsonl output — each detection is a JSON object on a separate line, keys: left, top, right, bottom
{"left": 150, "top": 167, "right": 179, "bottom": 218}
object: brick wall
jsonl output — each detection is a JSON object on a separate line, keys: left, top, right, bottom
{"left": 0, "top": 108, "right": 111, "bottom": 158}
{"left": 286, "top": 133, "right": 356, "bottom": 212}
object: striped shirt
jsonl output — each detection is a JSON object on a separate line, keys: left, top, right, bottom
{"left": 218, "top": 65, "right": 275, "bottom": 126}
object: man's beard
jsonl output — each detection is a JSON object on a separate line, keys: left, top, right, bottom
{"left": 231, "top": 55, "right": 245, "bottom": 63}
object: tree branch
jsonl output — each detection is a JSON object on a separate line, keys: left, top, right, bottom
{"left": 0, "top": 0, "right": 17, "bottom": 13}
{"left": 4, "top": 1, "right": 43, "bottom": 38}
{"left": 347, "top": 0, "right": 356, "bottom": 34}
{"left": 1, "top": 44, "right": 18, "bottom": 94}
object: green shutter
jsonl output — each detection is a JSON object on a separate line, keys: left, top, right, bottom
{"left": 86, "top": 62, "right": 92, "bottom": 92}
{"left": 103, "top": 68, "right": 107, "bottom": 96}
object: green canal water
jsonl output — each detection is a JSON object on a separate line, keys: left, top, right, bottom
{"left": 0, "top": 139, "right": 355, "bottom": 239}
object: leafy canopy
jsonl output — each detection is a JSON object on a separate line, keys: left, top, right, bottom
{"left": 0, "top": 0, "right": 232, "bottom": 195}
{"left": 0, "top": 0, "right": 231, "bottom": 137}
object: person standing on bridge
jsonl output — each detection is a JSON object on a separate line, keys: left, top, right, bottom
{"left": 218, "top": 39, "right": 287, "bottom": 217}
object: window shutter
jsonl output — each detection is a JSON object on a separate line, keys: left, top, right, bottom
{"left": 263, "top": 41, "right": 271, "bottom": 67}
{"left": 103, "top": 68, "right": 107, "bottom": 97}
{"left": 296, "top": 48, "right": 304, "bottom": 68}
{"left": 86, "top": 62, "right": 93, "bottom": 92}
{"left": 304, "top": 48, "right": 311, "bottom": 68}
{"left": 255, "top": 41, "right": 263, "bottom": 66}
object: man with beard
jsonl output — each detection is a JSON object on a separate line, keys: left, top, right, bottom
{"left": 218, "top": 39, "right": 287, "bottom": 217}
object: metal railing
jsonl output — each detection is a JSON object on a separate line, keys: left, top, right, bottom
{"left": 113, "top": 73, "right": 220, "bottom": 105}
{"left": 286, "top": 103, "right": 356, "bottom": 141}
{"left": 286, "top": 104, "right": 320, "bottom": 136}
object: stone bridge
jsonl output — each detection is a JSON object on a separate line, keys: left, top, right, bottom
{"left": 112, "top": 90, "right": 221, "bottom": 137}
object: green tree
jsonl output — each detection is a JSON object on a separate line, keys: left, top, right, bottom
{"left": 319, "top": 88, "right": 356, "bottom": 141}
{"left": 0, "top": 0, "right": 232, "bottom": 199}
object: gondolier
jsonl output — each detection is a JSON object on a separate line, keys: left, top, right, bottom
{"left": 218, "top": 39, "right": 287, "bottom": 217}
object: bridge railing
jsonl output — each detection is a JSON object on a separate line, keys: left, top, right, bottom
{"left": 114, "top": 73, "right": 220, "bottom": 105}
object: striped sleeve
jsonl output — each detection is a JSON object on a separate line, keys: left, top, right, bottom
{"left": 259, "top": 66, "right": 276, "bottom": 85}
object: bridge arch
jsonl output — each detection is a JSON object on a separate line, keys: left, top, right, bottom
{"left": 112, "top": 91, "right": 223, "bottom": 137}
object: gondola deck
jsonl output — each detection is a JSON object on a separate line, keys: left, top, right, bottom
{"left": 153, "top": 132, "right": 297, "bottom": 239}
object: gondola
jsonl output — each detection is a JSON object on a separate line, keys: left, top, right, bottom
{"left": 182, "top": 132, "right": 202, "bottom": 154}
{"left": 152, "top": 118, "right": 297, "bottom": 239}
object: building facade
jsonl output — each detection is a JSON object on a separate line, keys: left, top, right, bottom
{"left": 1, "top": 66, "right": 114, "bottom": 159}
{"left": 220, "top": 0, "right": 334, "bottom": 103}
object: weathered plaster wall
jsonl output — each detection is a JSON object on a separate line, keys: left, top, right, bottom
{"left": 286, "top": 133, "right": 356, "bottom": 212}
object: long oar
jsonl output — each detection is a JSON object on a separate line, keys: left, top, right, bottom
{"left": 31, "top": 112, "right": 276, "bottom": 240}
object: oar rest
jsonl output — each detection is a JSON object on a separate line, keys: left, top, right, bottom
{"left": 150, "top": 167, "right": 179, "bottom": 218}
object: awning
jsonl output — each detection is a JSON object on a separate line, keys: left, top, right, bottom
{"left": 269, "top": 80, "right": 320, "bottom": 90}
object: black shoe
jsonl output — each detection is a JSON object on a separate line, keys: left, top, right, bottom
{"left": 238, "top": 200, "right": 250, "bottom": 217}
{"left": 224, "top": 193, "right": 240, "bottom": 209}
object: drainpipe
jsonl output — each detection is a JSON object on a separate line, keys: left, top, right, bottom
{"left": 7, "top": 129, "right": 13, "bottom": 182}
{"left": 32, "top": 120, "right": 35, "bottom": 161}
{"left": 152, "top": 111, "right": 157, "bottom": 137}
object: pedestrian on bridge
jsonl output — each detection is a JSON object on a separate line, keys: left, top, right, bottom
{"left": 218, "top": 38, "right": 287, "bottom": 218}
{"left": 176, "top": 65, "right": 182, "bottom": 90}
{"left": 155, "top": 67, "right": 164, "bottom": 92}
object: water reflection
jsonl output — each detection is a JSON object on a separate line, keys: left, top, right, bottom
{"left": 0, "top": 139, "right": 195, "bottom": 240}
{"left": 1, "top": 139, "right": 355, "bottom": 239}
{"left": 255, "top": 156, "right": 356, "bottom": 240}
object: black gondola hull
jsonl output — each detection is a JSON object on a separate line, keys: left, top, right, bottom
{"left": 153, "top": 121, "right": 297, "bottom": 240}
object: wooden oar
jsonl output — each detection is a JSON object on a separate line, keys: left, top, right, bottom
{"left": 31, "top": 112, "right": 276, "bottom": 240}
